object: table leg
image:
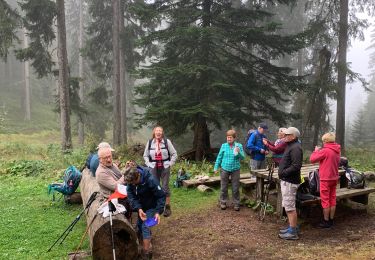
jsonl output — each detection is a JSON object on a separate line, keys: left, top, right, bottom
{"left": 256, "top": 177, "right": 264, "bottom": 202}
{"left": 276, "top": 182, "right": 283, "bottom": 217}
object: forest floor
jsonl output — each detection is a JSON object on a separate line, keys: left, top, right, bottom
{"left": 152, "top": 195, "right": 375, "bottom": 260}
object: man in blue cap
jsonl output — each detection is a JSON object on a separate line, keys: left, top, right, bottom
{"left": 246, "top": 123, "right": 269, "bottom": 174}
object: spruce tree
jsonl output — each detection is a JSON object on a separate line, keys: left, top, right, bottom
{"left": 0, "top": 0, "right": 20, "bottom": 60}
{"left": 135, "top": 0, "right": 310, "bottom": 160}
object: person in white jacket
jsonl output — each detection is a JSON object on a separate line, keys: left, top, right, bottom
{"left": 143, "top": 126, "right": 177, "bottom": 217}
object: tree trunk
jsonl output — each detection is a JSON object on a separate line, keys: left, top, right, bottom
{"left": 119, "top": 0, "right": 127, "bottom": 145}
{"left": 23, "top": 27, "right": 31, "bottom": 121}
{"left": 57, "top": 0, "right": 72, "bottom": 151}
{"left": 336, "top": 0, "right": 348, "bottom": 154}
{"left": 112, "top": 0, "right": 121, "bottom": 146}
{"left": 193, "top": 117, "right": 211, "bottom": 161}
{"left": 297, "top": 49, "right": 303, "bottom": 76}
{"left": 79, "top": 169, "right": 139, "bottom": 259}
{"left": 78, "top": 0, "right": 84, "bottom": 145}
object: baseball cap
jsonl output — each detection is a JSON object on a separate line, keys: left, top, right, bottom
{"left": 259, "top": 123, "right": 268, "bottom": 130}
{"left": 96, "top": 142, "right": 115, "bottom": 151}
{"left": 284, "top": 127, "right": 300, "bottom": 137}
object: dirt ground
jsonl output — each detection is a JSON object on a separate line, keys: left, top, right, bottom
{"left": 151, "top": 199, "right": 375, "bottom": 260}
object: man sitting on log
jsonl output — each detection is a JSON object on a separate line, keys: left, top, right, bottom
{"left": 96, "top": 147, "right": 125, "bottom": 198}
{"left": 124, "top": 166, "right": 166, "bottom": 260}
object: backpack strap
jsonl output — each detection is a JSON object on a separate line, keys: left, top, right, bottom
{"left": 148, "top": 138, "right": 171, "bottom": 162}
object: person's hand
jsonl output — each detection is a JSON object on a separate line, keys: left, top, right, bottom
{"left": 260, "top": 149, "right": 265, "bottom": 154}
{"left": 265, "top": 150, "right": 269, "bottom": 155}
{"left": 234, "top": 147, "right": 240, "bottom": 153}
{"left": 155, "top": 213, "right": 160, "bottom": 224}
{"left": 138, "top": 209, "right": 147, "bottom": 221}
{"left": 262, "top": 138, "right": 268, "bottom": 145}
{"left": 214, "top": 170, "right": 218, "bottom": 175}
{"left": 315, "top": 146, "right": 320, "bottom": 151}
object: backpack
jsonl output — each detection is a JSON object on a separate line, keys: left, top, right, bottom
{"left": 148, "top": 138, "right": 171, "bottom": 162}
{"left": 345, "top": 168, "right": 365, "bottom": 189}
{"left": 85, "top": 153, "right": 95, "bottom": 169}
{"left": 244, "top": 130, "right": 259, "bottom": 158}
{"left": 48, "top": 166, "right": 82, "bottom": 200}
{"left": 308, "top": 169, "right": 320, "bottom": 195}
{"left": 173, "top": 168, "right": 191, "bottom": 188}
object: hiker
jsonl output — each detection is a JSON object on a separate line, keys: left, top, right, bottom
{"left": 143, "top": 126, "right": 177, "bottom": 217}
{"left": 263, "top": 127, "right": 287, "bottom": 167}
{"left": 214, "top": 129, "right": 245, "bottom": 211}
{"left": 124, "top": 166, "right": 166, "bottom": 260}
{"left": 278, "top": 127, "right": 302, "bottom": 240}
{"left": 96, "top": 147, "right": 125, "bottom": 198}
{"left": 246, "top": 123, "right": 269, "bottom": 172}
{"left": 87, "top": 142, "right": 115, "bottom": 177}
{"left": 310, "top": 132, "right": 341, "bottom": 228}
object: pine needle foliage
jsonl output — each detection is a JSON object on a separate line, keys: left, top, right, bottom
{"left": 135, "top": 0, "right": 311, "bottom": 141}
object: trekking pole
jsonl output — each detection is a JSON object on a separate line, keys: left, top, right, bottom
{"left": 259, "top": 160, "right": 275, "bottom": 221}
{"left": 108, "top": 200, "right": 117, "bottom": 260}
{"left": 47, "top": 191, "right": 98, "bottom": 252}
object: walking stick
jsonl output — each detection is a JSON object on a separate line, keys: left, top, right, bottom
{"left": 72, "top": 212, "right": 98, "bottom": 260}
{"left": 108, "top": 200, "right": 117, "bottom": 260}
{"left": 47, "top": 191, "right": 98, "bottom": 252}
{"left": 259, "top": 159, "right": 275, "bottom": 221}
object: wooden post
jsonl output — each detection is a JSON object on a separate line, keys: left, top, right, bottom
{"left": 276, "top": 183, "right": 283, "bottom": 217}
{"left": 79, "top": 169, "right": 139, "bottom": 259}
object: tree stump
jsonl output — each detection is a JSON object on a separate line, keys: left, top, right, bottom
{"left": 79, "top": 168, "right": 139, "bottom": 260}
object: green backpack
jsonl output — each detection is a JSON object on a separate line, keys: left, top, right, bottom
{"left": 48, "top": 166, "right": 82, "bottom": 200}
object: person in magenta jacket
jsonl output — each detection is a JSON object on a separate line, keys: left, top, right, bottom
{"left": 310, "top": 132, "right": 341, "bottom": 228}
{"left": 263, "top": 127, "right": 287, "bottom": 167}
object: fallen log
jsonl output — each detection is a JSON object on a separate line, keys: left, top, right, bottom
{"left": 79, "top": 168, "right": 139, "bottom": 260}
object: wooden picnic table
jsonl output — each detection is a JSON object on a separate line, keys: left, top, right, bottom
{"left": 251, "top": 164, "right": 361, "bottom": 217}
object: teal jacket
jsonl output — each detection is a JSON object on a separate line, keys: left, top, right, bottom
{"left": 214, "top": 142, "right": 245, "bottom": 172}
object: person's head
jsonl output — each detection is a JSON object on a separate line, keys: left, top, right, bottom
{"left": 152, "top": 126, "right": 164, "bottom": 140}
{"left": 322, "top": 132, "right": 335, "bottom": 144}
{"left": 96, "top": 142, "right": 115, "bottom": 152}
{"left": 258, "top": 123, "right": 268, "bottom": 134}
{"left": 98, "top": 147, "right": 113, "bottom": 167}
{"left": 123, "top": 166, "right": 141, "bottom": 185}
{"left": 277, "top": 127, "right": 287, "bottom": 139}
{"left": 226, "top": 129, "right": 236, "bottom": 144}
{"left": 283, "top": 127, "right": 300, "bottom": 142}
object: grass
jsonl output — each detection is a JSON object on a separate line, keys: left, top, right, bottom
{"left": 0, "top": 131, "right": 374, "bottom": 259}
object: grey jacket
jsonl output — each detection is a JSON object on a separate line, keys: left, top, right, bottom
{"left": 143, "top": 138, "right": 177, "bottom": 169}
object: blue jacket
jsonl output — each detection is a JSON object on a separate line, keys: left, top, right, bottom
{"left": 246, "top": 130, "right": 267, "bottom": 161}
{"left": 127, "top": 166, "right": 166, "bottom": 214}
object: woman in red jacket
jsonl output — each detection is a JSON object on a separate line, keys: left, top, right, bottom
{"left": 310, "top": 132, "right": 341, "bottom": 228}
{"left": 263, "top": 128, "right": 287, "bottom": 167}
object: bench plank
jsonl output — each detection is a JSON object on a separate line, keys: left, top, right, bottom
{"left": 182, "top": 172, "right": 252, "bottom": 188}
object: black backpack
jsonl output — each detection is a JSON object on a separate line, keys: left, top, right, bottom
{"left": 308, "top": 169, "right": 320, "bottom": 195}
{"left": 244, "top": 130, "right": 259, "bottom": 158}
{"left": 345, "top": 169, "right": 365, "bottom": 189}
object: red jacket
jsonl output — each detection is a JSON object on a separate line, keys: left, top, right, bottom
{"left": 310, "top": 142, "right": 341, "bottom": 181}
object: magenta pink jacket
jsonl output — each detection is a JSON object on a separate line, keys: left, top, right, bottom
{"left": 310, "top": 142, "right": 341, "bottom": 181}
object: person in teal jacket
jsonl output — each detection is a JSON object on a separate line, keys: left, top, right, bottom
{"left": 214, "top": 129, "right": 245, "bottom": 211}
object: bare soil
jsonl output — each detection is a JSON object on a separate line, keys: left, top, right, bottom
{"left": 152, "top": 200, "right": 375, "bottom": 260}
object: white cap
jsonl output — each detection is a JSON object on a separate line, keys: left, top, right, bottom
{"left": 96, "top": 142, "right": 115, "bottom": 151}
{"left": 284, "top": 127, "right": 300, "bottom": 137}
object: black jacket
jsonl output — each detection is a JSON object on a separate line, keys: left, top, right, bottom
{"left": 127, "top": 166, "right": 166, "bottom": 214}
{"left": 278, "top": 139, "right": 302, "bottom": 184}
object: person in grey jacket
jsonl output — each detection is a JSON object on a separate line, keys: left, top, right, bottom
{"left": 143, "top": 126, "right": 177, "bottom": 217}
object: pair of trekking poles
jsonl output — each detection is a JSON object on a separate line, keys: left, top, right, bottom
{"left": 47, "top": 191, "right": 118, "bottom": 260}
{"left": 258, "top": 159, "right": 275, "bottom": 221}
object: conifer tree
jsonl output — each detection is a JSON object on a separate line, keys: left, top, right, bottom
{"left": 135, "top": 0, "right": 310, "bottom": 160}
{"left": 0, "top": 0, "right": 20, "bottom": 60}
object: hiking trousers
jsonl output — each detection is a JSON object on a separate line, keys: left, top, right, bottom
{"left": 151, "top": 167, "right": 171, "bottom": 197}
{"left": 220, "top": 169, "right": 240, "bottom": 207}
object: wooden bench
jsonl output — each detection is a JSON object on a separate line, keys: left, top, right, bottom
{"left": 299, "top": 187, "right": 375, "bottom": 207}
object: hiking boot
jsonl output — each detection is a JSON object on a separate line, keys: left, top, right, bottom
{"left": 220, "top": 203, "right": 227, "bottom": 210}
{"left": 141, "top": 250, "right": 153, "bottom": 260}
{"left": 278, "top": 229, "right": 299, "bottom": 240}
{"left": 318, "top": 220, "right": 331, "bottom": 229}
{"left": 234, "top": 205, "right": 240, "bottom": 211}
{"left": 279, "top": 225, "right": 300, "bottom": 234}
{"left": 163, "top": 204, "right": 172, "bottom": 217}
{"left": 329, "top": 218, "right": 334, "bottom": 227}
